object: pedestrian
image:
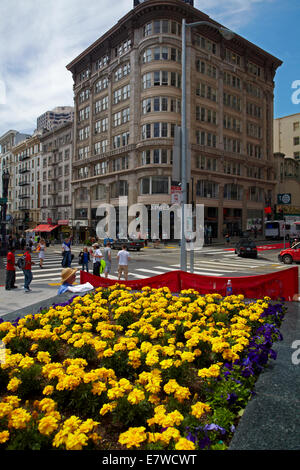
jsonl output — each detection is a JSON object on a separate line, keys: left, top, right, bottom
{"left": 23, "top": 246, "right": 35, "bottom": 293}
{"left": 225, "top": 233, "right": 230, "bottom": 245}
{"left": 103, "top": 241, "right": 112, "bottom": 278}
{"left": 58, "top": 268, "right": 77, "bottom": 295}
{"left": 117, "top": 244, "right": 130, "bottom": 281}
{"left": 208, "top": 225, "right": 212, "bottom": 245}
{"left": 21, "top": 236, "right": 26, "bottom": 250}
{"left": 38, "top": 238, "right": 46, "bottom": 268}
{"left": 79, "top": 246, "right": 90, "bottom": 272}
{"left": 92, "top": 243, "right": 103, "bottom": 276}
{"left": 5, "top": 247, "right": 18, "bottom": 290}
{"left": 62, "top": 237, "right": 72, "bottom": 268}
{"left": 28, "top": 237, "right": 33, "bottom": 252}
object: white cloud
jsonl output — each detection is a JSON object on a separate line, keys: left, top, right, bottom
{"left": 0, "top": 0, "right": 273, "bottom": 136}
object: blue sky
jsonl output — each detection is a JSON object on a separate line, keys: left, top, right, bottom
{"left": 0, "top": 0, "right": 299, "bottom": 136}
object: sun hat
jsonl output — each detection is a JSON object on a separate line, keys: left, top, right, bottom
{"left": 92, "top": 243, "right": 99, "bottom": 248}
{"left": 61, "top": 267, "right": 77, "bottom": 283}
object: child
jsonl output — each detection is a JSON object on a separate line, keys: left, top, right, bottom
{"left": 79, "top": 247, "right": 90, "bottom": 272}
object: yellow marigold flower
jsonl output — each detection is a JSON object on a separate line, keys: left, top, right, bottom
{"left": 8, "top": 408, "right": 31, "bottom": 429}
{"left": 118, "top": 426, "right": 147, "bottom": 449}
{"left": 79, "top": 419, "right": 99, "bottom": 434}
{"left": 3, "top": 396, "right": 20, "bottom": 408}
{"left": 30, "top": 343, "right": 38, "bottom": 352}
{"left": 99, "top": 402, "right": 117, "bottom": 416}
{"left": 160, "top": 359, "right": 173, "bottom": 369}
{"left": 181, "top": 351, "right": 195, "bottom": 363}
{"left": 37, "top": 351, "right": 51, "bottom": 364}
{"left": 0, "top": 431, "right": 9, "bottom": 444}
{"left": 127, "top": 389, "right": 145, "bottom": 405}
{"left": 38, "top": 416, "right": 59, "bottom": 436}
{"left": 0, "top": 403, "right": 13, "bottom": 419}
{"left": 175, "top": 437, "right": 196, "bottom": 450}
{"left": 191, "top": 401, "right": 211, "bottom": 419}
{"left": 159, "top": 427, "right": 181, "bottom": 445}
{"left": 42, "top": 385, "right": 54, "bottom": 396}
{"left": 91, "top": 382, "right": 106, "bottom": 396}
{"left": 37, "top": 398, "right": 57, "bottom": 414}
{"left": 19, "top": 356, "right": 35, "bottom": 369}
{"left": 103, "top": 348, "right": 114, "bottom": 358}
{"left": 7, "top": 377, "right": 21, "bottom": 392}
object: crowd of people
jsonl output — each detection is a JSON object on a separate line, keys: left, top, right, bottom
{"left": 5, "top": 236, "right": 131, "bottom": 294}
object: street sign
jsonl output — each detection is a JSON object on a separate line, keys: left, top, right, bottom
{"left": 0, "top": 198, "right": 7, "bottom": 205}
{"left": 277, "top": 193, "right": 291, "bottom": 205}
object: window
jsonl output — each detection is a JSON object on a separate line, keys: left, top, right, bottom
{"left": 94, "top": 140, "right": 108, "bottom": 155}
{"left": 196, "top": 130, "right": 217, "bottom": 147}
{"left": 225, "top": 49, "right": 241, "bottom": 66}
{"left": 196, "top": 106, "right": 217, "bottom": 124}
{"left": 194, "top": 35, "right": 217, "bottom": 54}
{"left": 95, "top": 77, "right": 108, "bottom": 93}
{"left": 223, "top": 92, "right": 241, "bottom": 111}
{"left": 224, "top": 183, "right": 243, "bottom": 200}
{"left": 196, "top": 60, "right": 217, "bottom": 78}
{"left": 152, "top": 176, "right": 169, "bottom": 194}
{"left": 196, "top": 180, "right": 219, "bottom": 198}
{"left": 293, "top": 137, "right": 300, "bottom": 146}
{"left": 293, "top": 122, "right": 300, "bottom": 131}
{"left": 113, "top": 132, "right": 130, "bottom": 149}
{"left": 196, "top": 83, "right": 217, "bottom": 102}
{"left": 223, "top": 114, "right": 241, "bottom": 133}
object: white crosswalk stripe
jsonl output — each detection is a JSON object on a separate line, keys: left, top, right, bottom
{"left": 6, "top": 249, "right": 282, "bottom": 285}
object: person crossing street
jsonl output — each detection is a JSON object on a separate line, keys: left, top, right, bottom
{"left": 23, "top": 246, "right": 35, "bottom": 292}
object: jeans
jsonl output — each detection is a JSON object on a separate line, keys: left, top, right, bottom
{"left": 82, "top": 262, "right": 89, "bottom": 272}
{"left": 23, "top": 269, "right": 33, "bottom": 290}
{"left": 5, "top": 270, "right": 15, "bottom": 289}
{"left": 62, "top": 251, "right": 71, "bottom": 267}
{"left": 93, "top": 261, "right": 100, "bottom": 276}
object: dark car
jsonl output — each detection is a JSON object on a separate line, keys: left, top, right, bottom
{"left": 235, "top": 239, "right": 257, "bottom": 258}
{"left": 111, "top": 238, "right": 144, "bottom": 251}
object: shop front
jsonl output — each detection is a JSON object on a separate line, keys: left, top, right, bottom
{"left": 223, "top": 208, "right": 243, "bottom": 237}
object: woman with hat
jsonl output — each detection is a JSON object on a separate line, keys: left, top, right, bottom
{"left": 58, "top": 267, "right": 77, "bottom": 294}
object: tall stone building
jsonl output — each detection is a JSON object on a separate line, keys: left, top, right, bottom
{"left": 39, "top": 122, "right": 73, "bottom": 238}
{"left": 66, "top": 0, "right": 282, "bottom": 240}
{"left": 12, "top": 131, "right": 43, "bottom": 231}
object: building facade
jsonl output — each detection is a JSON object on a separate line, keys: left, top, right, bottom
{"left": 11, "top": 132, "right": 43, "bottom": 232}
{"left": 274, "top": 112, "right": 300, "bottom": 160}
{"left": 67, "top": 0, "right": 282, "bottom": 239}
{"left": 39, "top": 122, "right": 73, "bottom": 238}
{"left": 0, "top": 130, "right": 31, "bottom": 233}
{"left": 37, "top": 106, "right": 74, "bottom": 132}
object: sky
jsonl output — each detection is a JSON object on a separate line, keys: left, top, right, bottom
{"left": 0, "top": 0, "right": 299, "bottom": 137}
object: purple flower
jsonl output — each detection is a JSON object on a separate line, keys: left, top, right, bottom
{"left": 227, "top": 392, "right": 238, "bottom": 405}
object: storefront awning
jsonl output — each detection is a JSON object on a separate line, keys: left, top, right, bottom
{"left": 32, "top": 224, "right": 59, "bottom": 232}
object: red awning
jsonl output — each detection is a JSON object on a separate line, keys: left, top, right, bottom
{"left": 32, "top": 224, "right": 59, "bottom": 232}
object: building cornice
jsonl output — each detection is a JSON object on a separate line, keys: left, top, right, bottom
{"left": 66, "top": 0, "right": 282, "bottom": 75}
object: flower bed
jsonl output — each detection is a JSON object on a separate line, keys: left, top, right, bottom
{"left": 0, "top": 285, "right": 285, "bottom": 450}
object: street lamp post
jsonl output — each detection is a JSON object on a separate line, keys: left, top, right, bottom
{"left": 180, "top": 19, "right": 234, "bottom": 271}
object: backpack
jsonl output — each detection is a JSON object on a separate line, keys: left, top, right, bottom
{"left": 100, "top": 259, "right": 106, "bottom": 274}
{"left": 17, "top": 255, "right": 26, "bottom": 269}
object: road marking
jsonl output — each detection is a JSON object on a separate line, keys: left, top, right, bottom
{"left": 135, "top": 268, "right": 166, "bottom": 275}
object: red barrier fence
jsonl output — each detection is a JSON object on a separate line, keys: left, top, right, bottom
{"left": 80, "top": 266, "right": 299, "bottom": 301}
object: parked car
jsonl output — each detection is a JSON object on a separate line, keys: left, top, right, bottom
{"left": 278, "top": 242, "right": 300, "bottom": 264}
{"left": 235, "top": 239, "right": 257, "bottom": 258}
{"left": 111, "top": 238, "right": 144, "bottom": 251}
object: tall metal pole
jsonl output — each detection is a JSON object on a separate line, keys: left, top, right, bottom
{"left": 180, "top": 18, "right": 187, "bottom": 271}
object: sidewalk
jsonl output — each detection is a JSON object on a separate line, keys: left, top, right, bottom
{"left": 229, "top": 301, "right": 300, "bottom": 450}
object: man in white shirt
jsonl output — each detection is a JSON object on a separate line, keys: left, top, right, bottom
{"left": 117, "top": 244, "right": 130, "bottom": 281}
{"left": 92, "top": 243, "right": 103, "bottom": 276}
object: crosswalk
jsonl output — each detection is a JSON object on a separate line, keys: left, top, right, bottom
{"left": 6, "top": 249, "right": 284, "bottom": 286}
